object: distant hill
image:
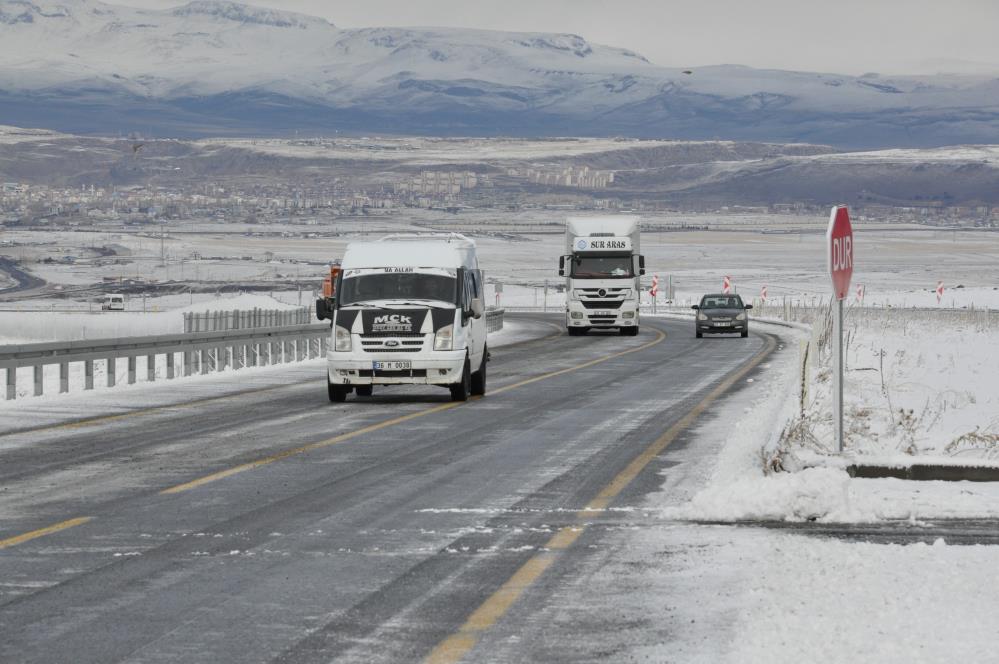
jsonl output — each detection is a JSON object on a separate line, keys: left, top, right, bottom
{"left": 2, "top": 0, "right": 999, "bottom": 148}
{"left": 2, "top": 126, "right": 997, "bottom": 208}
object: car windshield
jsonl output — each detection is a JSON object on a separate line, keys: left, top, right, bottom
{"left": 570, "top": 255, "right": 633, "bottom": 279}
{"left": 701, "top": 296, "right": 743, "bottom": 308}
{"left": 339, "top": 273, "right": 457, "bottom": 306}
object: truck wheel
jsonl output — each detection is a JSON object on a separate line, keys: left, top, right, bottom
{"left": 567, "top": 327, "right": 581, "bottom": 336}
{"left": 471, "top": 347, "right": 487, "bottom": 396}
{"left": 626, "top": 326, "right": 640, "bottom": 336}
{"left": 450, "top": 358, "right": 471, "bottom": 402}
{"left": 355, "top": 385, "right": 373, "bottom": 397}
{"left": 328, "top": 379, "right": 349, "bottom": 403}
{"left": 696, "top": 331, "right": 703, "bottom": 339}
{"left": 741, "top": 330, "right": 749, "bottom": 338}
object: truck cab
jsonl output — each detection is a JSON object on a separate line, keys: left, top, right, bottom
{"left": 560, "top": 216, "right": 644, "bottom": 336}
{"left": 325, "top": 234, "right": 487, "bottom": 403}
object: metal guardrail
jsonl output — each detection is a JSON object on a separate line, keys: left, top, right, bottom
{"left": 2, "top": 309, "right": 506, "bottom": 401}
{"left": 184, "top": 307, "right": 311, "bottom": 333}
{"left": 1, "top": 323, "right": 330, "bottom": 400}
{"left": 485, "top": 307, "right": 504, "bottom": 333}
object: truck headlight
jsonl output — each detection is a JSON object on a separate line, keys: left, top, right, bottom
{"left": 334, "top": 325, "right": 352, "bottom": 352}
{"left": 736, "top": 312, "right": 746, "bottom": 321}
{"left": 622, "top": 311, "right": 635, "bottom": 319}
{"left": 570, "top": 311, "right": 584, "bottom": 319}
{"left": 698, "top": 313, "right": 708, "bottom": 321}
{"left": 434, "top": 324, "right": 454, "bottom": 351}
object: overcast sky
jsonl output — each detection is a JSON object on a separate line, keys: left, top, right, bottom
{"left": 124, "top": 0, "right": 999, "bottom": 75}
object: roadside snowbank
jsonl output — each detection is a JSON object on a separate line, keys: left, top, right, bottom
{"left": 666, "top": 313, "right": 999, "bottom": 523}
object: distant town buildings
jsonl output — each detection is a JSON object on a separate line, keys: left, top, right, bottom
{"left": 512, "top": 166, "right": 615, "bottom": 189}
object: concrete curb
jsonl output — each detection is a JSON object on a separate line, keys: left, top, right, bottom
{"left": 847, "top": 464, "right": 999, "bottom": 482}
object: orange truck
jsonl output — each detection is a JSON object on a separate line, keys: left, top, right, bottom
{"left": 317, "top": 263, "right": 341, "bottom": 321}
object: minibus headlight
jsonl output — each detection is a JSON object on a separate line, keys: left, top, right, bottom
{"left": 334, "top": 325, "right": 352, "bottom": 352}
{"left": 434, "top": 325, "right": 454, "bottom": 351}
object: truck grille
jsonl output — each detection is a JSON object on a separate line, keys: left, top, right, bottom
{"left": 577, "top": 288, "right": 630, "bottom": 299}
{"left": 581, "top": 300, "right": 623, "bottom": 310}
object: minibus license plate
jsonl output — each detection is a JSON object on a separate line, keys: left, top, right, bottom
{"left": 374, "top": 361, "right": 412, "bottom": 371}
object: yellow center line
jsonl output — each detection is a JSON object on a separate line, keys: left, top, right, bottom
{"left": 0, "top": 516, "right": 92, "bottom": 550}
{"left": 423, "top": 332, "right": 777, "bottom": 664}
{"left": 161, "top": 327, "right": 666, "bottom": 495}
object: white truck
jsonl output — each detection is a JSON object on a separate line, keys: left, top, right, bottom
{"left": 559, "top": 216, "right": 644, "bottom": 336}
{"left": 319, "top": 233, "right": 488, "bottom": 403}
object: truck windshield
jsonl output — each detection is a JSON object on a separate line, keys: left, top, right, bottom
{"left": 339, "top": 273, "right": 457, "bottom": 306}
{"left": 570, "top": 256, "right": 633, "bottom": 279}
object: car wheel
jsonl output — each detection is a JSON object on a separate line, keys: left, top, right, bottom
{"left": 471, "top": 347, "right": 487, "bottom": 396}
{"left": 327, "top": 378, "right": 349, "bottom": 403}
{"left": 450, "top": 358, "right": 471, "bottom": 402}
{"left": 355, "top": 385, "right": 373, "bottom": 397}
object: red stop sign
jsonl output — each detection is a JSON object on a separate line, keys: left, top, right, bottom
{"left": 827, "top": 205, "right": 854, "bottom": 301}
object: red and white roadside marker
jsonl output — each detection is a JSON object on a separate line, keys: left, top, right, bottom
{"left": 936, "top": 280, "right": 944, "bottom": 304}
{"left": 722, "top": 275, "right": 731, "bottom": 294}
{"left": 856, "top": 283, "right": 865, "bottom": 303}
{"left": 761, "top": 284, "right": 768, "bottom": 301}
{"left": 650, "top": 274, "right": 659, "bottom": 298}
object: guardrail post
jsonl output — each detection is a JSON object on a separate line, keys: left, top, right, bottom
{"left": 34, "top": 364, "right": 43, "bottom": 396}
{"left": 107, "top": 357, "right": 116, "bottom": 387}
{"left": 6, "top": 368, "right": 14, "bottom": 400}
{"left": 266, "top": 342, "right": 273, "bottom": 365}
{"left": 128, "top": 356, "right": 137, "bottom": 384}
{"left": 167, "top": 352, "right": 175, "bottom": 379}
{"left": 200, "top": 349, "right": 209, "bottom": 375}
{"left": 147, "top": 354, "right": 156, "bottom": 382}
{"left": 85, "top": 360, "right": 94, "bottom": 390}
{"left": 183, "top": 351, "right": 191, "bottom": 377}
{"left": 60, "top": 362, "right": 69, "bottom": 393}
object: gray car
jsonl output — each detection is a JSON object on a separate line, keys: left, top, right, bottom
{"left": 692, "top": 293, "right": 753, "bottom": 338}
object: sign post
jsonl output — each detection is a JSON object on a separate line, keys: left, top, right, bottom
{"left": 650, "top": 274, "right": 659, "bottom": 314}
{"left": 827, "top": 205, "right": 854, "bottom": 453}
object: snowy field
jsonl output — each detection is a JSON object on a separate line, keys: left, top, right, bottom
{"left": 0, "top": 293, "right": 305, "bottom": 344}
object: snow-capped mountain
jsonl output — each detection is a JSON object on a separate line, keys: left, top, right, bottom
{"left": 2, "top": 0, "right": 998, "bottom": 147}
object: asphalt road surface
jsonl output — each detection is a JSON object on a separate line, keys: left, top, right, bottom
{"left": 0, "top": 314, "right": 776, "bottom": 664}
{"left": 0, "top": 257, "right": 46, "bottom": 298}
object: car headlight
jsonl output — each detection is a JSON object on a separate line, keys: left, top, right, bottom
{"left": 697, "top": 313, "right": 708, "bottom": 321}
{"left": 434, "top": 324, "right": 454, "bottom": 350}
{"left": 334, "top": 325, "right": 351, "bottom": 352}
{"left": 736, "top": 312, "right": 746, "bottom": 321}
